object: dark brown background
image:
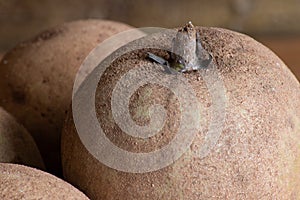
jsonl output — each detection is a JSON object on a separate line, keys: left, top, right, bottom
{"left": 0, "top": 0, "right": 299, "bottom": 78}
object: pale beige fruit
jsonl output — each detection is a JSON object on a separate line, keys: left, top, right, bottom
{"left": 0, "top": 163, "right": 88, "bottom": 200}
{"left": 0, "top": 19, "right": 132, "bottom": 175}
{"left": 62, "top": 27, "right": 300, "bottom": 199}
{"left": 0, "top": 107, "right": 44, "bottom": 169}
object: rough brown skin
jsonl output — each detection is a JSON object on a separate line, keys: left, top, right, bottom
{"left": 0, "top": 163, "right": 89, "bottom": 199}
{"left": 0, "top": 107, "right": 44, "bottom": 169}
{"left": 62, "top": 27, "right": 300, "bottom": 199}
{"left": 0, "top": 19, "right": 132, "bottom": 176}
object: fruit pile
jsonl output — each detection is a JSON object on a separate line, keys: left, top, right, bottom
{"left": 0, "top": 19, "right": 299, "bottom": 199}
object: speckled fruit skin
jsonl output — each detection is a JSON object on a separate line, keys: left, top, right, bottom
{"left": 0, "top": 107, "right": 44, "bottom": 169}
{"left": 0, "top": 20, "right": 132, "bottom": 175}
{"left": 0, "top": 163, "right": 89, "bottom": 200}
{"left": 62, "top": 27, "right": 300, "bottom": 199}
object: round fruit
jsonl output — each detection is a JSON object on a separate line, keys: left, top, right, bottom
{"left": 0, "top": 163, "right": 88, "bottom": 199}
{"left": 62, "top": 26, "right": 300, "bottom": 199}
{"left": 0, "top": 107, "right": 44, "bottom": 169}
{"left": 0, "top": 19, "right": 132, "bottom": 175}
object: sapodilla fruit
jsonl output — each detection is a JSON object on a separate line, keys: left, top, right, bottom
{"left": 0, "top": 19, "right": 133, "bottom": 175}
{"left": 0, "top": 107, "right": 44, "bottom": 169}
{"left": 62, "top": 25, "right": 300, "bottom": 199}
{"left": 0, "top": 163, "right": 88, "bottom": 199}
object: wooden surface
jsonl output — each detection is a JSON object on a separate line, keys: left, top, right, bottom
{"left": 1, "top": 0, "right": 300, "bottom": 51}
{"left": 257, "top": 36, "right": 300, "bottom": 80}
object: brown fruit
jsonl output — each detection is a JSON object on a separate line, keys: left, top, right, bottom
{"left": 62, "top": 27, "right": 300, "bottom": 199}
{"left": 0, "top": 163, "right": 88, "bottom": 199}
{"left": 0, "top": 107, "right": 44, "bottom": 169}
{"left": 0, "top": 19, "right": 132, "bottom": 175}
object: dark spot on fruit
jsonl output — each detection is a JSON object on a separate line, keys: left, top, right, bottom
{"left": 41, "top": 113, "right": 46, "bottom": 117}
{"left": 42, "top": 78, "right": 50, "bottom": 84}
{"left": 12, "top": 90, "right": 26, "bottom": 104}
{"left": 31, "top": 28, "right": 63, "bottom": 43}
{"left": 288, "top": 117, "right": 295, "bottom": 130}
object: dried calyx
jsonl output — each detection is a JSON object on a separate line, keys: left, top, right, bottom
{"left": 147, "top": 21, "right": 212, "bottom": 73}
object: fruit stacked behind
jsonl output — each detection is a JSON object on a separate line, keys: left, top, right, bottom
{"left": 0, "top": 19, "right": 132, "bottom": 199}
{"left": 0, "top": 19, "right": 132, "bottom": 176}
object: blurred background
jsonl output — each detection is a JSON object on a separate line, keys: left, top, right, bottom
{"left": 0, "top": 0, "right": 299, "bottom": 78}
